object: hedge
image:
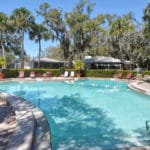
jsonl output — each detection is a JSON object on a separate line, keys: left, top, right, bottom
{"left": 141, "top": 71, "right": 150, "bottom": 77}
{"left": 85, "top": 70, "right": 149, "bottom": 78}
{"left": 85, "top": 70, "right": 114, "bottom": 78}
{"left": 1, "top": 68, "right": 150, "bottom": 78}
{"left": 2, "top": 69, "right": 61, "bottom": 78}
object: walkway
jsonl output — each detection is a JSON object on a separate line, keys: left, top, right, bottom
{"left": 0, "top": 99, "right": 16, "bottom": 150}
{"left": 128, "top": 80, "right": 150, "bottom": 95}
{"left": 0, "top": 93, "right": 51, "bottom": 150}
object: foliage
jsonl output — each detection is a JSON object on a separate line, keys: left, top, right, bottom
{"left": 59, "top": 67, "right": 65, "bottom": 74}
{"left": 10, "top": 7, "right": 35, "bottom": 68}
{"left": 109, "top": 13, "right": 135, "bottom": 62}
{"left": 29, "top": 23, "right": 49, "bottom": 68}
{"left": 85, "top": 69, "right": 137, "bottom": 78}
{"left": 44, "top": 46, "right": 64, "bottom": 60}
{"left": 2, "top": 69, "right": 61, "bottom": 78}
{"left": 0, "top": 1, "right": 149, "bottom": 70}
{"left": 141, "top": 71, "right": 150, "bottom": 77}
{"left": 37, "top": 3, "right": 70, "bottom": 59}
{"left": 2, "top": 68, "right": 150, "bottom": 78}
{"left": 65, "top": 0, "right": 97, "bottom": 59}
{"left": 86, "top": 70, "right": 114, "bottom": 78}
{"left": 2, "top": 69, "right": 18, "bottom": 77}
{"left": 0, "top": 57, "right": 6, "bottom": 69}
{"left": 73, "top": 60, "right": 85, "bottom": 72}
{"left": 143, "top": 3, "right": 150, "bottom": 39}
{"left": 0, "top": 12, "right": 8, "bottom": 67}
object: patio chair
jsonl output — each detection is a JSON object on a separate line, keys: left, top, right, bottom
{"left": 114, "top": 72, "right": 123, "bottom": 79}
{"left": 61, "top": 71, "right": 69, "bottom": 77}
{"left": 143, "top": 75, "right": 150, "bottom": 82}
{"left": 125, "top": 72, "right": 132, "bottom": 79}
{"left": 30, "top": 71, "right": 35, "bottom": 78}
{"left": 37, "top": 73, "right": 43, "bottom": 77}
{"left": 136, "top": 73, "right": 142, "bottom": 80}
{"left": 46, "top": 71, "right": 51, "bottom": 78}
{"left": 70, "top": 71, "right": 75, "bottom": 78}
{"left": 18, "top": 71, "right": 24, "bottom": 78}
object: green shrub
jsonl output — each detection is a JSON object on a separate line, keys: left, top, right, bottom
{"left": 114, "top": 70, "right": 136, "bottom": 78}
{"left": 141, "top": 71, "right": 150, "bottom": 77}
{"left": 85, "top": 70, "right": 140, "bottom": 78}
{"left": 85, "top": 70, "right": 114, "bottom": 78}
{"left": 2, "top": 69, "right": 18, "bottom": 78}
{"left": 2, "top": 69, "right": 61, "bottom": 78}
{"left": 2, "top": 68, "right": 150, "bottom": 79}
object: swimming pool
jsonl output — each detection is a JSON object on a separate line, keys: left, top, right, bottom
{"left": 0, "top": 79, "right": 150, "bottom": 149}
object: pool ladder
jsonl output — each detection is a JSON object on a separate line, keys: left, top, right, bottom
{"left": 145, "top": 120, "right": 150, "bottom": 130}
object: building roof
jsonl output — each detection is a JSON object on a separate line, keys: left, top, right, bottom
{"left": 83, "top": 56, "right": 121, "bottom": 63}
{"left": 33, "top": 57, "right": 66, "bottom": 63}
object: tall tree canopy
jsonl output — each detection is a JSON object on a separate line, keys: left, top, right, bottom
{"left": 37, "top": 3, "right": 70, "bottom": 60}
{"left": 29, "top": 23, "right": 49, "bottom": 68}
{"left": 0, "top": 12, "right": 8, "bottom": 63}
{"left": 0, "top": 1, "right": 149, "bottom": 69}
{"left": 10, "top": 7, "right": 35, "bottom": 68}
{"left": 143, "top": 3, "right": 150, "bottom": 39}
{"left": 65, "top": 0, "right": 96, "bottom": 59}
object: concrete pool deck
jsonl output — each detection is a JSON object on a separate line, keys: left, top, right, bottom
{"left": 128, "top": 80, "right": 150, "bottom": 95}
{"left": 0, "top": 78, "right": 150, "bottom": 150}
{"left": 0, "top": 92, "right": 51, "bottom": 150}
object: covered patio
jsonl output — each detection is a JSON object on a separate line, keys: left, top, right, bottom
{"left": 83, "top": 56, "right": 130, "bottom": 69}
{"left": 32, "top": 57, "right": 67, "bottom": 69}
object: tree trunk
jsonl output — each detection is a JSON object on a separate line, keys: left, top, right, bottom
{"left": 118, "top": 38, "right": 124, "bottom": 63}
{"left": 20, "top": 30, "right": 24, "bottom": 69}
{"left": 0, "top": 32, "right": 6, "bottom": 69}
{"left": 38, "top": 39, "right": 41, "bottom": 68}
{"left": 1, "top": 44, "right": 6, "bottom": 69}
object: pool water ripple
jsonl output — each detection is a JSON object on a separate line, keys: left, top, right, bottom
{"left": 0, "top": 80, "right": 150, "bottom": 149}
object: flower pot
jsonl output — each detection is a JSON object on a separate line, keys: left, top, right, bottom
{"left": 0, "top": 73, "right": 4, "bottom": 79}
{"left": 77, "top": 73, "right": 81, "bottom": 78}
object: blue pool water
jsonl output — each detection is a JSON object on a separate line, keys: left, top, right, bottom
{"left": 0, "top": 79, "right": 150, "bottom": 149}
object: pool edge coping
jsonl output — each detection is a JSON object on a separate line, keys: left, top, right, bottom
{"left": 0, "top": 92, "right": 51, "bottom": 150}
{"left": 128, "top": 81, "right": 150, "bottom": 95}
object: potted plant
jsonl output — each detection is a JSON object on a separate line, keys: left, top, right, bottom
{"left": 0, "top": 57, "right": 6, "bottom": 79}
{"left": 73, "top": 60, "right": 85, "bottom": 78}
{"left": 59, "top": 67, "right": 65, "bottom": 76}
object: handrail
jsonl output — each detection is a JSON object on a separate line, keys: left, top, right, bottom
{"left": 145, "top": 120, "right": 150, "bottom": 130}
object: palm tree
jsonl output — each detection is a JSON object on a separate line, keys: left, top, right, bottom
{"left": 29, "top": 23, "right": 49, "bottom": 68}
{"left": 0, "top": 12, "right": 8, "bottom": 68}
{"left": 65, "top": 0, "right": 95, "bottom": 60}
{"left": 109, "top": 13, "right": 134, "bottom": 62}
{"left": 38, "top": 3, "right": 70, "bottom": 60}
{"left": 143, "top": 3, "right": 150, "bottom": 39}
{"left": 10, "top": 7, "right": 35, "bottom": 68}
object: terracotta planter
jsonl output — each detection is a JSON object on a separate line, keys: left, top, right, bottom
{"left": 77, "top": 73, "right": 81, "bottom": 78}
{"left": 0, "top": 73, "right": 4, "bottom": 79}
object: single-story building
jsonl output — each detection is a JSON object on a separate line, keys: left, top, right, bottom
{"left": 83, "top": 56, "right": 131, "bottom": 69}
{"left": 9, "top": 57, "right": 68, "bottom": 69}
{"left": 8, "top": 60, "right": 33, "bottom": 69}
{"left": 32, "top": 57, "right": 67, "bottom": 69}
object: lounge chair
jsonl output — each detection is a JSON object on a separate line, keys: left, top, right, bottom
{"left": 46, "top": 72, "right": 51, "bottom": 78}
{"left": 30, "top": 71, "right": 35, "bottom": 78}
{"left": 18, "top": 71, "right": 24, "bottom": 78}
{"left": 114, "top": 72, "right": 123, "bottom": 79}
{"left": 61, "top": 71, "right": 69, "bottom": 77}
{"left": 37, "top": 73, "right": 43, "bottom": 77}
{"left": 70, "top": 71, "right": 75, "bottom": 78}
{"left": 143, "top": 75, "right": 150, "bottom": 82}
{"left": 136, "top": 73, "right": 142, "bottom": 80}
{"left": 125, "top": 72, "right": 132, "bottom": 79}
